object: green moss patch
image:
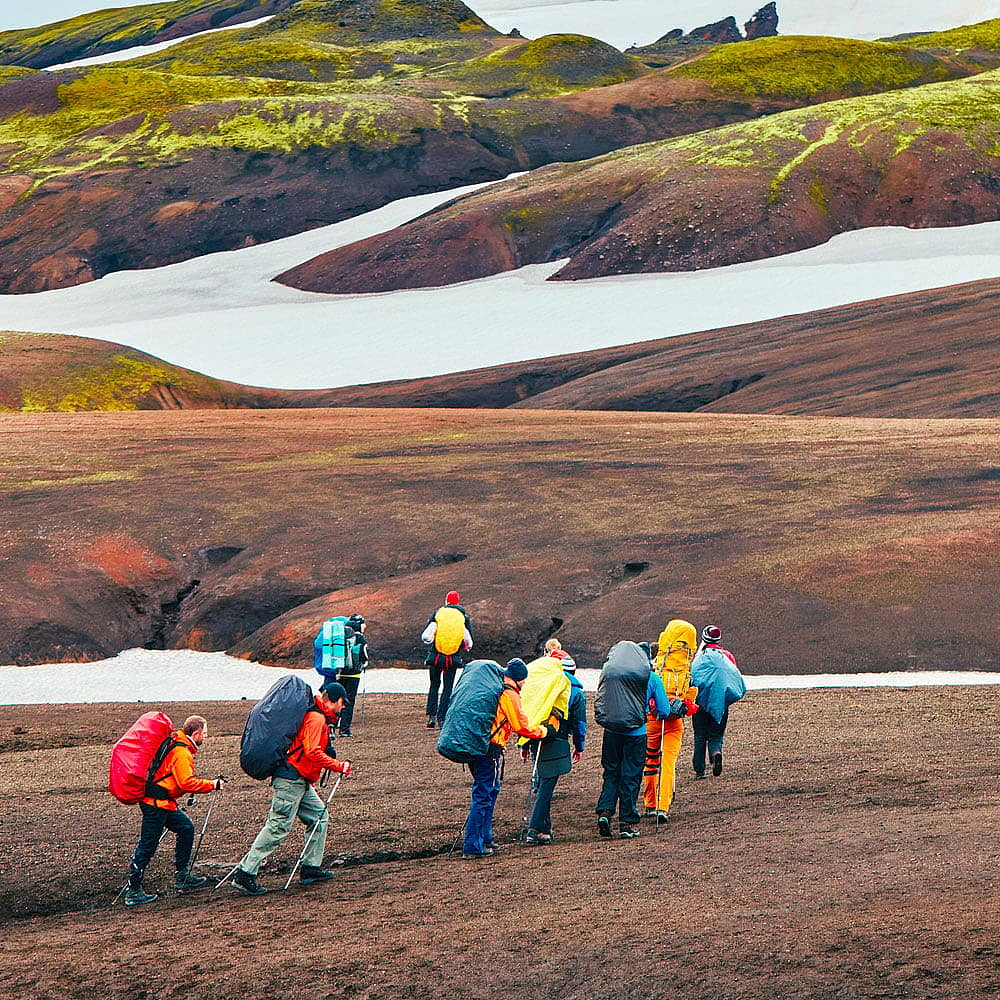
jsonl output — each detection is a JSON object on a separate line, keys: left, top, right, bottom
{"left": 906, "top": 18, "right": 1000, "bottom": 53}
{"left": 672, "top": 35, "right": 956, "bottom": 101}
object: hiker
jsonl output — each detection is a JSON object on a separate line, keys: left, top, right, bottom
{"left": 421, "top": 590, "right": 473, "bottom": 728}
{"left": 125, "top": 715, "right": 225, "bottom": 906}
{"left": 232, "top": 681, "right": 353, "bottom": 896}
{"left": 594, "top": 641, "right": 673, "bottom": 839}
{"left": 691, "top": 624, "right": 746, "bottom": 778}
{"left": 336, "top": 613, "right": 368, "bottom": 737}
{"left": 642, "top": 619, "right": 699, "bottom": 821}
{"left": 522, "top": 642, "right": 586, "bottom": 844}
{"left": 460, "top": 658, "right": 546, "bottom": 858}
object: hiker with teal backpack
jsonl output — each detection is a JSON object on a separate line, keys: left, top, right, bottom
{"left": 691, "top": 625, "right": 746, "bottom": 778}
{"left": 336, "top": 614, "right": 368, "bottom": 737}
{"left": 421, "top": 590, "right": 473, "bottom": 728}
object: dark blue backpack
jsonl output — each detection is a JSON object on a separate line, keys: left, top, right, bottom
{"left": 240, "top": 674, "right": 316, "bottom": 780}
{"left": 436, "top": 659, "right": 507, "bottom": 763}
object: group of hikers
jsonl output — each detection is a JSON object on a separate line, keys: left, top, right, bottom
{"left": 108, "top": 591, "right": 745, "bottom": 904}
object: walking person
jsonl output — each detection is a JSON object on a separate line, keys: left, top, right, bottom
{"left": 691, "top": 625, "right": 746, "bottom": 778}
{"left": 594, "top": 641, "right": 673, "bottom": 839}
{"left": 461, "top": 658, "right": 546, "bottom": 858}
{"left": 642, "top": 619, "right": 698, "bottom": 821}
{"left": 231, "top": 682, "right": 353, "bottom": 896}
{"left": 421, "top": 590, "right": 472, "bottom": 728}
{"left": 125, "top": 715, "right": 225, "bottom": 906}
{"left": 522, "top": 644, "right": 586, "bottom": 844}
{"left": 336, "top": 614, "right": 368, "bottom": 737}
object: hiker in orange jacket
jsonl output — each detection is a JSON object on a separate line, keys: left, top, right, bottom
{"left": 233, "top": 682, "right": 353, "bottom": 896}
{"left": 125, "top": 715, "right": 225, "bottom": 906}
{"left": 462, "top": 658, "right": 547, "bottom": 859}
{"left": 642, "top": 620, "right": 699, "bottom": 821}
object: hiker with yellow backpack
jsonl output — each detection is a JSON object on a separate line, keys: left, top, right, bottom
{"left": 517, "top": 642, "right": 582, "bottom": 845}
{"left": 421, "top": 590, "right": 473, "bottom": 728}
{"left": 642, "top": 619, "right": 699, "bottom": 822}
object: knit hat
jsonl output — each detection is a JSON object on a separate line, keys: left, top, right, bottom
{"left": 446, "top": 591, "right": 460, "bottom": 605}
{"left": 702, "top": 624, "right": 722, "bottom": 644}
{"left": 346, "top": 614, "right": 365, "bottom": 629}
{"left": 560, "top": 655, "right": 577, "bottom": 673}
{"left": 505, "top": 658, "right": 528, "bottom": 683}
{"left": 319, "top": 680, "right": 351, "bottom": 706}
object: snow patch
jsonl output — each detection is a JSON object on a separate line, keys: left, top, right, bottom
{"left": 1, "top": 649, "right": 997, "bottom": 704}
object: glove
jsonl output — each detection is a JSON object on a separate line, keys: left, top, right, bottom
{"left": 683, "top": 698, "right": 698, "bottom": 717}
{"left": 213, "top": 777, "right": 227, "bottom": 791}
{"left": 667, "top": 698, "right": 688, "bottom": 718}
{"left": 337, "top": 760, "right": 352, "bottom": 777}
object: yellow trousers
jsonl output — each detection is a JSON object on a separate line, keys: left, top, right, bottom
{"left": 642, "top": 717, "right": 684, "bottom": 812}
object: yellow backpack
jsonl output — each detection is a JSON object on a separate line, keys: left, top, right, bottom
{"left": 517, "top": 656, "right": 571, "bottom": 744}
{"left": 654, "top": 619, "right": 698, "bottom": 698}
{"left": 434, "top": 606, "right": 466, "bottom": 655}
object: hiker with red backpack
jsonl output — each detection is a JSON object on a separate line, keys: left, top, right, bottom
{"left": 231, "top": 681, "right": 352, "bottom": 896}
{"left": 421, "top": 590, "right": 473, "bottom": 728}
{"left": 122, "top": 714, "right": 225, "bottom": 906}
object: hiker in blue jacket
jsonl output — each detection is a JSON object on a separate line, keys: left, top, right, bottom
{"left": 336, "top": 614, "right": 368, "bottom": 737}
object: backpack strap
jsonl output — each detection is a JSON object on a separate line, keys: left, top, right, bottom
{"left": 144, "top": 737, "right": 183, "bottom": 800}
{"left": 286, "top": 708, "right": 326, "bottom": 764}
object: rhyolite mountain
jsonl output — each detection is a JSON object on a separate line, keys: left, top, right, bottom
{"left": 1, "top": 2, "right": 996, "bottom": 293}
{"left": 277, "top": 38, "right": 1000, "bottom": 292}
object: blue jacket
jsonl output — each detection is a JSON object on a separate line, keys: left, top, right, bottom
{"left": 565, "top": 671, "right": 587, "bottom": 753}
{"left": 621, "top": 672, "right": 671, "bottom": 738}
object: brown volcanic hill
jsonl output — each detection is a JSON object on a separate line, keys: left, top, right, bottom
{"left": 277, "top": 69, "right": 1000, "bottom": 293}
{"left": 305, "top": 279, "right": 1000, "bottom": 418}
{"left": 0, "top": 409, "right": 996, "bottom": 677}
{"left": 0, "top": 26, "right": 985, "bottom": 293}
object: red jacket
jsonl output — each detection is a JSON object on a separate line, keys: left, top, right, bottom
{"left": 286, "top": 697, "right": 348, "bottom": 784}
{"left": 141, "top": 731, "right": 215, "bottom": 811}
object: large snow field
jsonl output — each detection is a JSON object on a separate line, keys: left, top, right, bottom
{"left": 1, "top": 648, "right": 998, "bottom": 704}
{"left": 1, "top": 172, "right": 998, "bottom": 389}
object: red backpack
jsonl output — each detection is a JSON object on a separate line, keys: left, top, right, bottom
{"left": 108, "top": 711, "right": 177, "bottom": 804}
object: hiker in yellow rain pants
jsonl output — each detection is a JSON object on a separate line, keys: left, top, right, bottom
{"left": 642, "top": 619, "right": 698, "bottom": 820}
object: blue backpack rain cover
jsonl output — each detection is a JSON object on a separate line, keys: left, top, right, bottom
{"left": 314, "top": 617, "right": 349, "bottom": 681}
{"left": 436, "top": 659, "right": 507, "bottom": 763}
{"left": 240, "top": 674, "right": 316, "bottom": 779}
{"left": 691, "top": 648, "right": 747, "bottom": 724}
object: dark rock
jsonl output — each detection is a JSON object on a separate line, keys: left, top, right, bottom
{"left": 507, "top": 27, "right": 523, "bottom": 38}
{"left": 745, "top": 3, "right": 779, "bottom": 40}
{"left": 656, "top": 29, "right": 684, "bottom": 43}
{"left": 686, "top": 16, "right": 742, "bottom": 43}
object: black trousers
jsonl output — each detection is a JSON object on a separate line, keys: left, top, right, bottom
{"left": 425, "top": 663, "right": 458, "bottom": 721}
{"left": 337, "top": 673, "right": 362, "bottom": 730}
{"left": 129, "top": 802, "right": 194, "bottom": 886}
{"left": 595, "top": 730, "right": 646, "bottom": 826}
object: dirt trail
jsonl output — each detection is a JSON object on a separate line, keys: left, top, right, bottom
{"left": 1, "top": 688, "right": 998, "bottom": 999}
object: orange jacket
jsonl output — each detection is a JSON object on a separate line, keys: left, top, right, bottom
{"left": 286, "top": 697, "right": 348, "bottom": 784}
{"left": 141, "top": 731, "right": 215, "bottom": 811}
{"left": 490, "top": 680, "right": 547, "bottom": 749}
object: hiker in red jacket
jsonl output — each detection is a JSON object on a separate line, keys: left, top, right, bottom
{"left": 232, "top": 682, "right": 353, "bottom": 896}
{"left": 125, "top": 715, "right": 224, "bottom": 906}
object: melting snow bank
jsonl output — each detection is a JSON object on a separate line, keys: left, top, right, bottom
{"left": 41, "top": 14, "right": 275, "bottom": 71}
{"left": 0, "top": 648, "right": 997, "bottom": 705}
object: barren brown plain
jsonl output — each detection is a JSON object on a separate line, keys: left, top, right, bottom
{"left": 1, "top": 687, "right": 998, "bottom": 999}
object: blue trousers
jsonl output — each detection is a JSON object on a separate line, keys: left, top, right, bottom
{"left": 129, "top": 802, "right": 194, "bottom": 887}
{"left": 692, "top": 707, "right": 729, "bottom": 773}
{"left": 528, "top": 774, "right": 559, "bottom": 834}
{"left": 596, "top": 730, "right": 645, "bottom": 826}
{"left": 463, "top": 753, "right": 502, "bottom": 855}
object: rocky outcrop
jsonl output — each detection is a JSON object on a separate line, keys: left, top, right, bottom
{"left": 745, "top": 2, "right": 779, "bottom": 40}
{"left": 687, "top": 16, "right": 743, "bottom": 43}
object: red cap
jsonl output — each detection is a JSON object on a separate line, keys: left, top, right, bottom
{"left": 446, "top": 591, "right": 460, "bottom": 605}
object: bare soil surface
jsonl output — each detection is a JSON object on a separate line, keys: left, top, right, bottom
{"left": 1, "top": 689, "right": 998, "bottom": 999}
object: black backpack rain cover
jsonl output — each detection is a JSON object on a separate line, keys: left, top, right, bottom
{"left": 240, "top": 674, "right": 315, "bottom": 779}
{"left": 594, "top": 641, "right": 651, "bottom": 732}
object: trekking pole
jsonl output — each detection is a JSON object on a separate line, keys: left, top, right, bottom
{"left": 360, "top": 668, "right": 367, "bottom": 726}
{"left": 284, "top": 772, "right": 343, "bottom": 890}
{"left": 188, "top": 780, "right": 225, "bottom": 874}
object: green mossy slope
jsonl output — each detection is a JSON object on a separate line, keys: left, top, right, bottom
{"left": 906, "top": 18, "right": 1000, "bottom": 53}
{"left": 672, "top": 35, "right": 959, "bottom": 100}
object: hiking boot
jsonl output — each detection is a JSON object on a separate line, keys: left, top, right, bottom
{"left": 524, "top": 829, "right": 541, "bottom": 845}
{"left": 338, "top": 729, "right": 353, "bottom": 737}
{"left": 643, "top": 806, "right": 658, "bottom": 818}
{"left": 652, "top": 811, "right": 669, "bottom": 824}
{"left": 620, "top": 825, "right": 641, "bottom": 839}
{"left": 597, "top": 815, "right": 612, "bottom": 839}
{"left": 712, "top": 752, "right": 724, "bottom": 776}
{"left": 694, "top": 771, "right": 706, "bottom": 779}
{"left": 175, "top": 868, "right": 208, "bottom": 892}
{"left": 232, "top": 868, "right": 267, "bottom": 896}
{"left": 300, "top": 865, "right": 335, "bottom": 885}
{"left": 461, "top": 847, "right": 496, "bottom": 859}
{"left": 535, "top": 831, "right": 553, "bottom": 844}
{"left": 124, "top": 886, "right": 158, "bottom": 906}
{"left": 426, "top": 716, "right": 437, "bottom": 729}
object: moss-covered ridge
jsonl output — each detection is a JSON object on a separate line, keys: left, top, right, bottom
{"left": 278, "top": 68, "right": 1000, "bottom": 292}
{"left": 671, "top": 34, "right": 959, "bottom": 101}
{"left": 0, "top": 0, "right": 293, "bottom": 70}
{"left": 904, "top": 18, "right": 1000, "bottom": 56}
